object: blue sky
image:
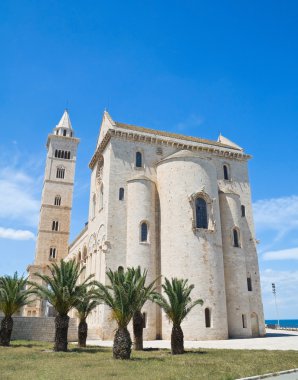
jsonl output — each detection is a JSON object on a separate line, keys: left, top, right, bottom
{"left": 0, "top": 0, "right": 298, "bottom": 319}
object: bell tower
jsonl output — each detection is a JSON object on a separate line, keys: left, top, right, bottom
{"left": 24, "top": 110, "right": 80, "bottom": 316}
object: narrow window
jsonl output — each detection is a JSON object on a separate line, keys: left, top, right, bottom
{"left": 233, "top": 228, "right": 240, "bottom": 247}
{"left": 119, "top": 187, "right": 124, "bottom": 201}
{"left": 55, "top": 150, "right": 58, "bottom": 158}
{"left": 136, "top": 151, "right": 142, "bottom": 168}
{"left": 195, "top": 197, "right": 208, "bottom": 229}
{"left": 141, "top": 222, "right": 148, "bottom": 242}
{"left": 63, "top": 129, "right": 67, "bottom": 136}
{"left": 247, "top": 277, "right": 252, "bottom": 291}
{"left": 49, "top": 248, "right": 56, "bottom": 259}
{"left": 205, "top": 308, "right": 211, "bottom": 328}
{"left": 241, "top": 205, "right": 246, "bottom": 217}
{"left": 58, "top": 150, "right": 61, "bottom": 158}
{"left": 56, "top": 167, "right": 65, "bottom": 179}
{"left": 52, "top": 221, "right": 59, "bottom": 231}
{"left": 142, "top": 312, "right": 147, "bottom": 328}
{"left": 223, "top": 165, "right": 229, "bottom": 180}
{"left": 54, "top": 195, "right": 61, "bottom": 206}
{"left": 242, "top": 314, "right": 247, "bottom": 328}
{"left": 70, "top": 132, "right": 73, "bottom": 137}
{"left": 67, "top": 151, "right": 71, "bottom": 159}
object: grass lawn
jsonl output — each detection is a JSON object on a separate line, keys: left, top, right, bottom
{"left": 1, "top": 341, "right": 298, "bottom": 380}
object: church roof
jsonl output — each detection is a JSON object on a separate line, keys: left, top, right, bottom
{"left": 115, "top": 121, "right": 242, "bottom": 151}
{"left": 56, "top": 110, "right": 72, "bottom": 130}
{"left": 217, "top": 133, "right": 243, "bottom": 151}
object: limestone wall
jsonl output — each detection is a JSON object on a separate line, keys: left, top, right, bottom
{"left": 0, "top": 317, "right": 78, "bottom": 342}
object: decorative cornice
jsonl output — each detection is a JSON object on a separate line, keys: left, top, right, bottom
{"left": 89, "top": 131, "right": 112, "bottom": 169}
{"left": 89, "top": 128, "right": 251, "bottom": 169}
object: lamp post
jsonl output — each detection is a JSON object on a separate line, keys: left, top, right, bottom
{"left": 272, "top": 283, "right": 280, "bottom": 328}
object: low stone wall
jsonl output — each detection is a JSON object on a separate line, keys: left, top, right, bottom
{"left": 0, "top": 317, "right": 78, "bottom": 342}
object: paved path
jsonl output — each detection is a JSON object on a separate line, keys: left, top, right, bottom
{"left": 86, "top": 329, "right": 298, "bottom": 351}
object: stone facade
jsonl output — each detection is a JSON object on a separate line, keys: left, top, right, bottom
{"left": 24, "top": 110, "right": 79, "bottom": 317}
{"left": 66, "top": 111, "right": 265, "bottom": 340}
{"left": 0, "top": 317, "right": 77, "bottom": 342}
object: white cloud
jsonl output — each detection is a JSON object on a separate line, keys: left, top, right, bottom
{"left": 253, "top": 195, "right": 298, "bottom": 240}
{"left": 0, "top": 227, "right": 35, "bottom": 240}
{"left": 0, "top": 167, "right": 40, "bottom": 227}
{"left": 263, "top": 247, "right": 298, "bottom": 261}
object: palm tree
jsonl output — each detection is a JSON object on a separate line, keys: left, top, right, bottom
{"left": 0, "top": 273, "right": 32, "bottom": 346}
{"left": 129, "top": 267, "right": 158, "bottom": 351}
{"left": 153, "top": 277, "right": 203, "bottom": 355}
{"left": 95, "top": 267, "right": 149, "bottom": 359}
{"left": 75, "top": 288, "right": 99, "bottom": 347}
{"left": 32, "top": 259, "right": 94, "bottom": 352}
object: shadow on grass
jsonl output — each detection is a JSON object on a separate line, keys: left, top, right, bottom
{"left": 184, "top": 350, "right": 208, "bottom": 355}
{"left": 10, "top": 343, "right": 45, "bottom": 348}
{"left": 70, "top": 347, "right": 110, "bottom": 354}
{"left": 130, "top": 357, "right": 166, "bottom": 362}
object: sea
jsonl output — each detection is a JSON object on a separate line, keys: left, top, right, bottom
{"left": 265, "top": 319, "right": 298, "bottom": 328}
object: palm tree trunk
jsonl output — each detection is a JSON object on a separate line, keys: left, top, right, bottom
{"left": 0, "top": 316, "right": 13, "bottom": 346}
{"left": 78, "top": 319, "right": 88, "bottom": 348}
{"left": 133, "top": 310, "right": 144, "bottom": 350}
{"left": 113, "top": 327, "right": 132, "bottom": 359}
{"left": 54, "top": 314, "right": 69, "bottom": 352}
{"left": 171, "top": 325, "right": 184, "bottom": 355}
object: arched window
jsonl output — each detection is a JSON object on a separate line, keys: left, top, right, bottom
{"left": 55, "top": 150, "right": 58, "bottom": 158}
{"left": 241, "top": 205, "right": 246, "bottom": 217}
{"left": 56, "top": 167, "right": 65, "bottom": 179}
{"left": 233, "top": 228, "right": 240, "bottom": 247}
{"left": 119, "top": 187, "right": 124, "bottom": 201}
{"left": 136, "top": 151, "right": 142, "bottom": 168}
{"left": 49, "top": 247, "right": 56, "bottom": 259}
{"left": 63, "top": 130, "right": 67, "bottom": 136}
{"left": 247, "top": 277, "right": 252, "bottom": 291}
{"left": 52, "top": 221, "right": 59, "bottom": 231}
{"left": 140, "top": 222, "right": 148, "bottom": 242}
{"left": 118, "top": 266, "right": 124, "bottom": 273}
{"left": 205, "top": 308, "right": 211, "bottom": 328}
{"left": 54, "top": 195, "right": 61, "bottom": 206}
{"left": 223, "top": 165, "right": 229, "bottom": 180}
{"left": 195, "top": 197, "right": 208, "bottom": 229}
{"left": 67, "top": 151, "right": 71, "bottom": 159}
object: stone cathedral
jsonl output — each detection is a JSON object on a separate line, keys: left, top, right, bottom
{"left": 25, "top": 109, "right": 265, "bottom": 341}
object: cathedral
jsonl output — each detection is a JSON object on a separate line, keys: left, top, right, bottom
{"left": 24, "top": 110, "right": 265, "bottom": 341}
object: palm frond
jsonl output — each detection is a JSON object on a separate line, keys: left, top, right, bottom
{"left": 0, "top": 272, "right": 33, "bottom": 317}
{"left": 30, "top": 259, "right": 94, "bottom": 315}
{"left": 153, "top": 277, "right": 203, "bottom": 326}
